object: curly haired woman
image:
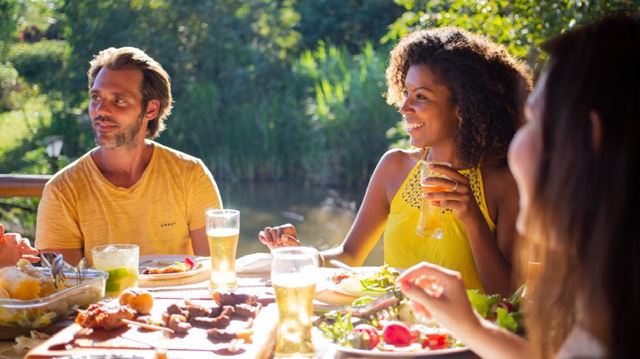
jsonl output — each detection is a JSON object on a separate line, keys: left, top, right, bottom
{"left": 259, "top": 27, "right": 531, "bottom": 296}
{"left": 398, "top": 14, "right": 640, "bottom": 358}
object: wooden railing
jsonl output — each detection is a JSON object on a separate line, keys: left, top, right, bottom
{"left": 0, "top": 174, "right": 51, "bottom": 198}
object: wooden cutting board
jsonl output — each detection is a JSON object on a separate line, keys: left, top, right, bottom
{"left": 26, "top": 297, "right": 277, "bottom": 358}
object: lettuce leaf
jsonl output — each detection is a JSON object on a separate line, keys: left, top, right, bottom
{"left": 358, "top": 265, "right": 399, "bottom": 292}
{"left": 466, "top": 289, "right": 500, "bottom": 318}
{"left": 467, "top": 288, "right": 525, "bottom": 334}
{"left": 496, "top": 307, "right": 518, "bottom": 333}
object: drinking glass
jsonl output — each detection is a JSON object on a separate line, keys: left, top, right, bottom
{"left": 91, "top": 244, "right": 139, "bottom": 297}
{"left": 271, "top": 247, "right": 318, "bottom": 358}
{"left": 416, "top": 160, "right": 452, "bottom": 239}
{"left": 206, "top": 209, "right": 240, "bottom": 290}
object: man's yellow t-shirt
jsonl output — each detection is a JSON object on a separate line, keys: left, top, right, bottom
{"left": 35, "top": 141, "right": 222, "bottom": 262}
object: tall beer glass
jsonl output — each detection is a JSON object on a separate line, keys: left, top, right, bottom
{"left": 416, "top": 161, "right": 452, "bottom": 239}
{"left": 206, "top": 209, "right": 240, "bottom": 290}
{"left": 271, "top": 247, "right": 318, "bottom": 358}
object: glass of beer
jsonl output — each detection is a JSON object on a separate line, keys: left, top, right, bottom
{"left": 91, "top": 244, "right": 139, "bottom": 297}
{"left": 271, "top": 246, "right": 318, "bottom": 358}
{"left": 206, "top": 209, "right": 240, "bottom": 290}
{"left": 416, "top": 160, "right": 452, "bottom": 239}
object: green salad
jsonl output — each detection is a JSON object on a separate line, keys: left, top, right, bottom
{"left": 466, "top": 285, "right": 526, "bottom": 334}
{"left": 358, "top": 265, "right": 400, "bottom": 292}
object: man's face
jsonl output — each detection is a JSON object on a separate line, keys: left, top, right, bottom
{"left": 88, "top": 67, "right": 150, "bottom": 149}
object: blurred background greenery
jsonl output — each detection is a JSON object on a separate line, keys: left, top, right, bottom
{"left": 0, "top": 0, "right": 637, "bottom": 246}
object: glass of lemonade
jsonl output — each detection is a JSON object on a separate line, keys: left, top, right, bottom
{"left": 271, "top": 246, "right": 318, "bottom": 358}
{"left": 91, "top": 244, "right": 139, "bottom": 297}
{"left": 206, "top": 209, "right": 240, "bottom": 290}
{"left": 416, "top": 160, "right": 453, "bottom": 239}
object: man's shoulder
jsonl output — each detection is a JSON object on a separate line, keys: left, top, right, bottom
{"left": 152, "top": 141, "right": 204, "bottom": 168}
{"left": 45, "top": 151, "right": 95, "bottom": 189}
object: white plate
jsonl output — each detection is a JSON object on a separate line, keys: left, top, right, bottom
{"left": 318, "top": 266, "right": 398, "bottom": 298}
{"left": 138, "top": 255, "right": 207, "bottom": 281}
{"left": 313, "top": 328, "right": 469, "bottom": 358}
{"left": 331, "top": 343, "right": 470, "bottom": 357}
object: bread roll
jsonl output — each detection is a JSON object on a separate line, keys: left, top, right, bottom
{"left": 119, "top": 288, "right": 154, "bottom": 314}
{"left": 0, "top": 266, "right": 41, "bottom": 299}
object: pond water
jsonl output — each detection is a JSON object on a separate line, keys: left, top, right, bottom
{"left": 218, "top": 182, "right": 384, "bottom": 266}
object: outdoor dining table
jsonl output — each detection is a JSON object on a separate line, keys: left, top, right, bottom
{"left": 0, "top": 261, "right": 480, "bottom": 359}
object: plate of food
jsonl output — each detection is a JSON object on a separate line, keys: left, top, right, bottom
{"left": 316, "top": 265, "right": 401, "bottom": 305}
{"left": 314, "top": 265, "right": 526, "bottom": 357}
{"left": 138, "top": 255, "right": 208, "bottom": 281}
{"left": 314, "top": 278, "right": 468, "bottom": 357}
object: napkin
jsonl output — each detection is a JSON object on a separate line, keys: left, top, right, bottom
{"left": 236, "top": 252, "right": 272, "bottom": 274}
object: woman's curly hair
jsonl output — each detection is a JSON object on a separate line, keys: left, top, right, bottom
{"left": 386, "top": 27, "right": 532, "bottom": 166}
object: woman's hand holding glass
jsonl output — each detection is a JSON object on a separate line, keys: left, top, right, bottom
{"left": 258, "top": 223, "right": 301, "bottom": 250}
{"left": 423, "top": 163, "right": 484, "bottom": 224}
{"left": 398, "top": 261, "right": 481, "bottom": 335}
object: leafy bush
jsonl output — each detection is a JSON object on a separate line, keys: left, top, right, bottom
{"left": 0, "top": 62, "right": 21, "bottom": 111}
{"left": 296, "top": 42, "right": 399, "bottom": 187}
{"left": 8, "top": 40, "right": 66, "bottom": 91}
{"left": 385, "top": 0, "right": 639, "bottom": 68}
{"left": 0, "top": 0, "right": 21, "bottom": 62}
{"left": 295, "top": 0, "right": 403, "bottom": 52}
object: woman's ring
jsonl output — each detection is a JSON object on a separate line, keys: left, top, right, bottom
{"left": 451, "top": 181, "right": 459, "bottom": 192}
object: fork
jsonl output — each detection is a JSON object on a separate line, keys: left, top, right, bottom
{"left": 75, "top": 257, "right": 87, "bottom": 285}
{"left": 314, "top": 289, "right": 402, "bottom": 317}
{"left": 41, "top": 252, "right": 67, "bottom": 289}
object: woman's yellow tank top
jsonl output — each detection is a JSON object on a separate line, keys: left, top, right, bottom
{"left": 383, "top": 151, "right": 496, "bottom": 292}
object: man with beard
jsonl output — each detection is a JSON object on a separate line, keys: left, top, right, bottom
{"left": 35, "top": 47, "right": 222, "bottom": 265}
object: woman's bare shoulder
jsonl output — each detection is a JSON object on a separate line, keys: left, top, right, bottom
{"left": 481, "top": 163, "right": 518, "bottom": 202}
{"left": 378, "top": 148, "right": 423, "bottom": 169}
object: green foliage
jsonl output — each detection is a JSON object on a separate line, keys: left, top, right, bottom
{"left": 0, "top": 95, "right": 50, "bottom": 156}
{"left": 0, "top": 197, "right": 39, "bottom": 238}
{"left": 296, "top": 42, "right": 398, "bottom": 187}
{"left": 8, "top": 40, "right": 67, "bottom": 91}
{"left": 0, "top": 0, "right": 22, "bottom": 61}
{"left": 295, "top": 0, "right": 403, "bottom": 52}
{"left": 0, "top": 62, "right": 22, "bottom": 111}
{"left": 385, "top": 0, "right": 639, "bottom": 67}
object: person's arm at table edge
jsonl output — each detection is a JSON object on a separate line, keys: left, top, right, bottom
{"left": 456, "top": 317, "right": 531, "bottom": 359}
{"left": 190, "top": 227, "right": 210, "bottom": 256}
{"left": 319, "top": 151, "right": 399, "bottom": 266}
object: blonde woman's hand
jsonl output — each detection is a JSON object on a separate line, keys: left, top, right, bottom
{"left": 0, "top": 224, "right": 40, "bottom": 267}
{"left": 397, "top": 261, "right": 481, "bottom": 335}
{"left": 258, "top": 223, "right": 300, "bottom": 250}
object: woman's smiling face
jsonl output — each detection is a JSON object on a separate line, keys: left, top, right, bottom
{"left": 399, "top": 64, "right": 460, "bottom": 149}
